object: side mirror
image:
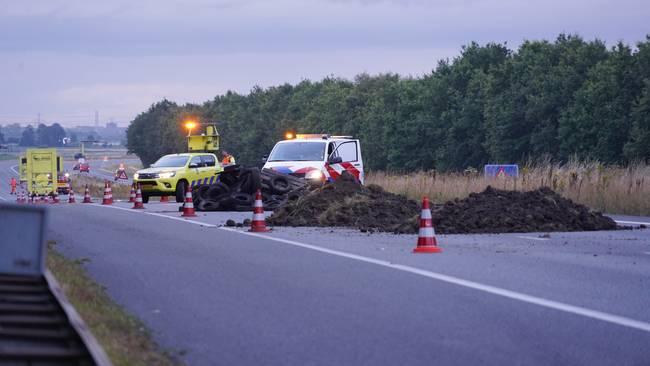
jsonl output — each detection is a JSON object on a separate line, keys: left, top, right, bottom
{"left": 328, "top": 156, "right": 343, "bottom": 164}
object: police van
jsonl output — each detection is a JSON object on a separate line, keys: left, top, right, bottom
{"left": 263, "top": 134, "right": 364, "bottom": 184}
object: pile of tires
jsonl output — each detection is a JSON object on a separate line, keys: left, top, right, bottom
{"left": 192, "top": 167, "right": 308, "bottom": 212}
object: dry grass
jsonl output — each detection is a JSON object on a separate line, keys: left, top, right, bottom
{"left": 367, "top": 160, "right": 650, "bottom": 216}
{"left": 47, "top": 241, "right": 183, "bottom": 365}
{"left": 69, "top": 174, "right": 132, "bottom": 200}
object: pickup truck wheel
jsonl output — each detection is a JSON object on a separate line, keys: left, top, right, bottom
{"left": 142, "top": 193, "right": 150, "bottom": 203}
{"left": 175, "top": 181, "right": 187, "bottom": 203}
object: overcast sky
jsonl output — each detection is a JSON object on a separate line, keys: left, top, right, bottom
{"left": 0, "top": 0, "right": 648, "bottom": 127}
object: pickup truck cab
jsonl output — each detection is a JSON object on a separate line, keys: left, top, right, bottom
{"left": 263, "top": 134, "right": 364, "bottom": 184}
{"left": 134, "top": 153, "right": 223, "bottom": 203}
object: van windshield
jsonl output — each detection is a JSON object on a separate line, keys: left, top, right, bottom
{"left": 151, "top": 155, "right": 189, "bottom": 168}
{"left": 268, "top": 142, "right": 326, "bottom": 162}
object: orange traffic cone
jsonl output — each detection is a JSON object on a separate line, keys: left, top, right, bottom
{"left": 16, "top": 191, "right": 22, "bottom": 204}
{"left": 132, "top": 184, "right": 145, "bottom": 209}
{"left": 68, "top": 188, "right": 76, "bottom": 203}
{"left": 181, "top": 185, "right": 197, "bottom": 217}
{"left": 43, "top": 195, "right": 49, "bottom": 204}
{"left": 83, "top": 185, "right": 92, "bottom": 203}
{"left": 412, "top": 197, "right": 441, "bottom": 253}
{"left": 102, "top": 181, "right": 112, "bottom": 205}
{"left": 51, "top": 192, "right": 60, "bottom": 204}
{"left": 249, "top": 189, "right": 270, "bottom": 232}
{"left": 128, "top": 184, "right": 136, "bottom": 203}
{"left": 159, "top": 195, "right": 169, "bottom": 203}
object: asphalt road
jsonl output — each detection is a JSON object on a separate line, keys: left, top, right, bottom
{"left": 1, "top": 160, "right": 649, "bottom": 366}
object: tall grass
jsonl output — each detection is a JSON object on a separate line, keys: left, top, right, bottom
{"left": 367, "top": 160, "right": 650, "bottom": 216}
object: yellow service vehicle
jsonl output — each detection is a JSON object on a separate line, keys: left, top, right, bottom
{"left": 19, "top": 148, "right": 69, "bottom": 195}
{"left": 134, "top": 124, "right": 224, "bottom": 203}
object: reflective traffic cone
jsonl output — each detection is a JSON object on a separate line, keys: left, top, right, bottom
{"left": 51, "top": 192, "right": 60, "bottom": 204}
{"left": 249, "top": 189, "right": 270, "bottom": 232}
{"left": 83, "top": 185, "right": 92, "bottom": 203}
{"left": 128, "top": 184, "right": 136, "bottom": 203}
{"left": 68, "top": 188, "right": 76, "bottom": 203}
{"left": 43, "top": 195, "right": 49, "bottom": 204}
{"left": 159, "top": 195, "right": 169, "bottom": 203}
{"left": 132, "top": 184, "right": 145, "bottom": 209}
{"left": 16, "top": 191, "right": 22, "bottom": 204}
{"left": 107, "top": 181, "right": 113, "bottom": 203}
{"left": 102, "top": 181, "right": 112, "bottom": 205}
{"left": 181, "top": 185, "right": 197, "bottom": 217}
{"left": 413, "top": 197, "right": 442, "bottom": 253}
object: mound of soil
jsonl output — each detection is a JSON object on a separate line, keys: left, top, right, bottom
{"left": 432, "top": 186, "right": 617, "bottom": 234}
{"left": 267, "top": 173, "right": 420, "bottom": 233}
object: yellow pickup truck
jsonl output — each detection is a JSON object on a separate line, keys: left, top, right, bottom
{"left": 134, "top": 153, "right": 223, "bottom": 203}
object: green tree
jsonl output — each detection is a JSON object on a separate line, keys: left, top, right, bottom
{"left": 20, "top": 126, "right": 36, "bottom": 146}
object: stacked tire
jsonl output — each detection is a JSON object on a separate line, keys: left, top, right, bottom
{"left": 192, "top": 167, "right": 307, "bottom": 212}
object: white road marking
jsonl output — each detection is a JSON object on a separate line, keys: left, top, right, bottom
{"left": 517, "top": 236, "right": 549, "bottom": 241}
{"left": 68, "top": 202, "right": 650, "bottom": 333}
{"left": 614, "top": 220, "right": 650, "bottom": 226}
{"left": 0, "top": 196, "right": 6, "bottom": 201}
{"left": 10, "top": 165, "right": 19, "bottom": 175}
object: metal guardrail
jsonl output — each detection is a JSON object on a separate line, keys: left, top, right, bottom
{"left": 0, "top": 203, "right": 112, "bottom": 365}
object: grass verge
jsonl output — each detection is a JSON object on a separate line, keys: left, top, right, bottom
{"left": 47, "top": 241, "right": 183, "bottom": 365}
{"left": 69, "top": 175, "right": 132, "bottom": 200}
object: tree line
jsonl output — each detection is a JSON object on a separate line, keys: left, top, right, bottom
{"left": 127, "top": 34, "right": 650, "bottom": 171}
{"left": 18, "top": 123, "right": 67, "bottom": 147}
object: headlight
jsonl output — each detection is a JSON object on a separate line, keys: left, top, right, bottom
{"left": 133, "top": 173, "right": 139, "bottom": 180}
{"left": 305, "top": 170, "right": 324, "bottom": 180}
{"left": 158, "top": 171, "right": 176, "bottom": 179}
{"left": 64, "top": 173, "right": 70, "bottom": 178}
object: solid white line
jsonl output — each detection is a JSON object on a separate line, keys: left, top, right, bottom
{"left": 81, "top": 202, "right": 650, "bottom": 333}
{"left": 614, "top": 220, "right": 650, "bottom": 226}
{"left": 220, "top": 228, "right": 650, "bottom": 333}
{"left": 90, "top": 203, "right": 217, "bottom": 227}
{"left": 0, "top": 196, "right": 6, "bottom": 201}
{"left": 517, "top": 236, "right": 549, "bottom": 241}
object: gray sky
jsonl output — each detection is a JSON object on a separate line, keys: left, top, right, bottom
{"left": 1, "top": 0, "right": 648, "bottom": 127}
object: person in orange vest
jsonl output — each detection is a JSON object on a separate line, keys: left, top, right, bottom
{"left": 10, "top": 177, "right": 17, "bottom": 195}
{"left": 221, "top": 150, "right": 236, "bottom": 165}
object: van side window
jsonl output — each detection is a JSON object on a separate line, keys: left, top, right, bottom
{"left": 201, "top": 155, "right": 215, "bottom": 167}
{"left": 327, "top": 142, "right": 337, "bottom": 158}
{"left": 336, "top": 141, "right": 358, "bottom": 162}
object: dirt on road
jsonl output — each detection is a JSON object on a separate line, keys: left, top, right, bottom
{"left": 267, "top": 175, "right": 617, "bottom": 234}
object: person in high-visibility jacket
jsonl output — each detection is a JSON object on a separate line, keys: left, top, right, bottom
{"left": 221, "top": 150, "right": 236, "bottom": 165}
{"left": 10, "top": 177, "right": 17, "bottom": 195}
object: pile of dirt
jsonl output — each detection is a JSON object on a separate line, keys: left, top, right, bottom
{"left": 267, "top": 173, "right": 420, "bottom": 233}
{"left": 431, "top": 186, "right": 617, "bottom": 234}
{"left": 268, "top": 177, "right": 617, "bottom": 234}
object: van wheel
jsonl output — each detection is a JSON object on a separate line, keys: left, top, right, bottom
{"left": 175, "top": 181, "right": 187, "bottom": 203}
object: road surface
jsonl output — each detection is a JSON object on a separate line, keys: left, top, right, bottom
{"left": 1, "top": 159, "right": 649, "bottom": 366}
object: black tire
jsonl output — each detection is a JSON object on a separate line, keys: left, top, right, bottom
{"left": 142, "top": 193, "right": 150, "bottom": 203}
{"left": 219, "top": 170, "right": 239, "bottom": 187}
{"left": 214, "top": 193, "right": 235, "bottom": 210}
{"left": 196, "top": 185, "right": 211, "bottom": 200}
{"left": 269, "top": 175, "right": 291, "bottom": 194}
{"left": 198, "top": 200, "right": 220, "bottom": 211}
{"left": 233, "top": 169, "right": 253, "bottom": 193}
{"left": 231, "top": 192, "right": 253, "bottom": 206}
{"left": 207, "top": 182, "right": 230, "bottom": 199}
{"left": 249, "top": 168, "right": 261, "bottom": 192}
{"left": 175, "top": 181, "right": 187, "bottom": 203}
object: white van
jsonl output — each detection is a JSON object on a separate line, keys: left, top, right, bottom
{"left": 263, "top": 134, "right": 364, "bottom": 184}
